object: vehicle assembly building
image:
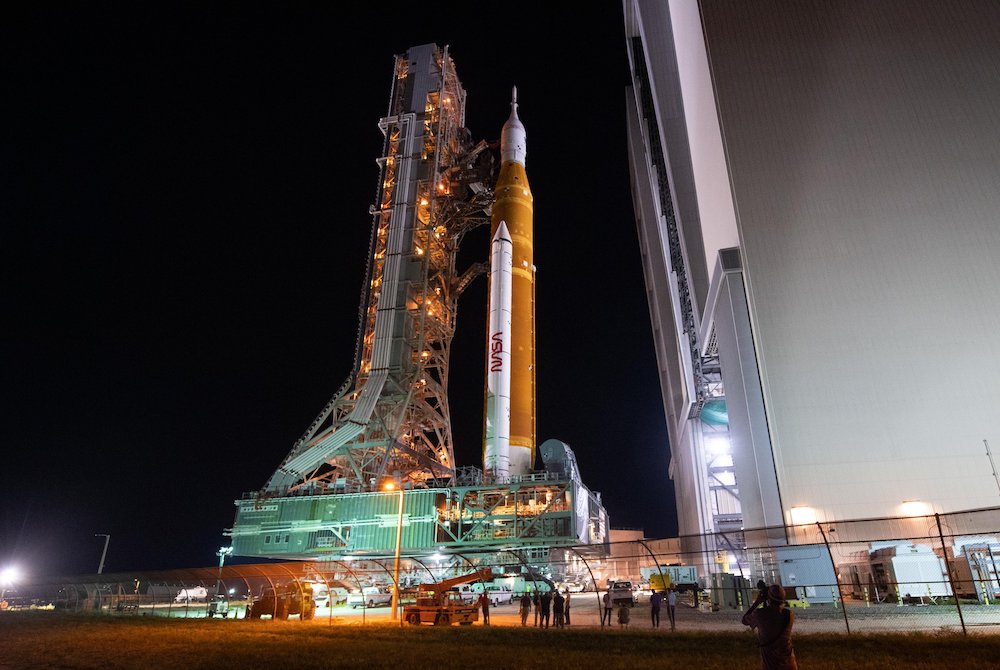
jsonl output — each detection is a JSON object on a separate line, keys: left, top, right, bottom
{"left": 624, "top": 0, "right": 1000, "bottom": 545}
{"left": 229, "top": 44, "right": 608, "bottom": 561}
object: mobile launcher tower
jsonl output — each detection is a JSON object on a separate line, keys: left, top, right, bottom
{"left": 229, "top": 45, "right": 608, "bottom": 564}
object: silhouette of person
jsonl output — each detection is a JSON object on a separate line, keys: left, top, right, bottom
{"left": 742, "top": 584, "right": 797, "bottom": 670}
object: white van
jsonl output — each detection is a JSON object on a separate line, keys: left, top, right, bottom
{"left": 466, "top": 582, "right": 513, "bottom": 606}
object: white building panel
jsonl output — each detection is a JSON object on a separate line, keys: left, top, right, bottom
{"left": 699, "top": 0, "right": 1000, "bottom": 521}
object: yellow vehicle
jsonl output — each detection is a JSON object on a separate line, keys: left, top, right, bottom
{"left": 402, "top": 569, "right": 492, "bottom": 626}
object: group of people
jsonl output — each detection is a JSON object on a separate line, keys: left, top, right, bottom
{"left": 516, "top": 589, "right": 572, "bottom": 627}
{"left": 482, "top": 578, "right": 798, "bottom": 670}
{"left": 599, "top": 587, "right": 678, "bottom": 630}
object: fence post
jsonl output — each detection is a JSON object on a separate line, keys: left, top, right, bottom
{"left": 636, "top": 540, "right": 668, "bottom": 595}
{"left": 935, "top": 513, "right": 966, "bottom": 635}
{"left": 562, "top": 546, "right": 605, "bottom": 628}
{"left": 815, "top": 522, "right": 850, "bottom": 635}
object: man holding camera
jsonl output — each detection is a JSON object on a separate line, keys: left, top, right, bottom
{"left": 741, "top": 583, "right": 797, "bottom": 669}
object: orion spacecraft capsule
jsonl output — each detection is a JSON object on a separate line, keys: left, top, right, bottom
{"left": 484, "top": 87, "right": 535, "bottom": 476}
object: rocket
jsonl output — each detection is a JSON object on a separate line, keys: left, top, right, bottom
{"left": 485, "top": 87, "right": 535, "bottom": 477}
{"left": 484, "top": 222, "right": 513, "bottom": 480}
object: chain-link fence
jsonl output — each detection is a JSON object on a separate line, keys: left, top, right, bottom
{"left": 6, "top": 507, "right": 1000, "bottom": 634}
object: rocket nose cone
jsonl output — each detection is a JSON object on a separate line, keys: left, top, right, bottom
{"left": 493, "top": 220, "right": 512, "bottom": 244}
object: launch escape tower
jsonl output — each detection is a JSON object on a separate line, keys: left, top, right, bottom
{"left": 229, "top": 44, "right": 608, "bottom": 561}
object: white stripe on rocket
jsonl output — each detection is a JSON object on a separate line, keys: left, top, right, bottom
{"left": 485, "top": 220, "right": 513, "bottom": 481}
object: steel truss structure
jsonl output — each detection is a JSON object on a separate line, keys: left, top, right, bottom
{"left": 263, "top": 45, "right": 494, "bottom": 495}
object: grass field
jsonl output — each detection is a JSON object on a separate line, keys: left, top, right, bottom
{"left": 2, "top": 613, "right": 998, "bottom": 669}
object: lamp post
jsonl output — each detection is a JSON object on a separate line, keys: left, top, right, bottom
{"left": 95, "top": 534, "right": 110, "bottom": 574}
{"left": 384, "top": 482, "right": 404, "bottom": 621}
{"left": 216, "top": 546, "right": 233, "bottom": 595}
{"left": 1, "top": 566, "right": 18, "bottom": 605}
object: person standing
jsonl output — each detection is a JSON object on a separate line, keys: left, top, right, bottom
{"left": 552, "top": 591, "right": 565, "bottom": 628}
{"left": 617, "top": 601, "right": 630, "bottom": 629}
{"left": 519, "top": 592, "right": 532, "bottom": 626}
{"left": 539, "top": 590, "right": 552, "bottom": 628}
{"left": 563, "top": 591, "right": 571, "bottom": 626}
{"left": 649, "top": 589, "right": 663, "bottom": 628}
{"left": 666, "top": 587, "right": 678, "bottom": 631}
{"left": 602, "top": 591, "right": 613, "bottom": 626}
{"left": 478, "top": 591, "right": 490, "bottom": 625}
{"left": 742, "top": 584, "right": 797, "bottom": 670}
{"left": 533, "top": 590, "right": 541, "bottom": 627}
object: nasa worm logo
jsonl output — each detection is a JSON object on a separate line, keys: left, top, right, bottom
{"left": 490, "top": 332, "right": 504, "bottom": 372}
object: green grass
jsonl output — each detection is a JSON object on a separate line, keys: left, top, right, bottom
{"left": 2, "top": 612, "right": 999, "bottom": 669}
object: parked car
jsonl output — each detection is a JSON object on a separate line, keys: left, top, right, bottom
{"left": 313, "top": 586, "right": 349, "bottom": 608}
{"left": 347, "top": 586, "right": 392, "bottom": 609}
{"left": 247, "top": 584, "right": 315, "bottom": 620}
{"left": 609, "top": 580, "right": 636, "bottom": 607}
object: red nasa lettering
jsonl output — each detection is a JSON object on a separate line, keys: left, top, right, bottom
{"left": 489, "top": 332, "right": 503, "bottom": 372}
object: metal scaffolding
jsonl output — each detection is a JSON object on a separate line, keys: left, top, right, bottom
{"left": 262, "top": 45, "right": 494, "bottom": 496}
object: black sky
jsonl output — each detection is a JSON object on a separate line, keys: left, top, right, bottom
{"left": 2, "top": 3, "right": 674, "bottom": 577}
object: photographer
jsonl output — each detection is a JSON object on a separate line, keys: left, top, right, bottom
{"left": 741, "top": 584, "right": 797, "bottom": 669}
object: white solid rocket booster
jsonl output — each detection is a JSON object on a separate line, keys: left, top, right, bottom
{"left": 484, "top": 221, "right": 513, "bottom": 481}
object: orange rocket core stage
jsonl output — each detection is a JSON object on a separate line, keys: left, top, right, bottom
{"left": 490, "top": 159, "right": 535, "bottom": 471}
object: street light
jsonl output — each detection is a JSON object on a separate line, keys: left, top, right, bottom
{"left": 216, "top": 546, "right": 234, "bottom": 595}
{"left": 1, "top": 566, "right": 19, "bottom": 605}
{"left": 384, "top": 481, "right": 404, "bottom": 622}
{"left": 95, "top": 534, "right": 111, "bottom": 574}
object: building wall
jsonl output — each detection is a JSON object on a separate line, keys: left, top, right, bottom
{"left": 627, "top": 0, "right": 1000, "bottom": 533}
{"left": 699, "top": 0, "right": 1000, "bottom": 522}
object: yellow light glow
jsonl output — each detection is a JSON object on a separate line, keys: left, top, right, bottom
{"left": 789, "top": 506, "right": 817, "bottom": 525}
{"left": 420, "top": 198, "right": 429, "bottom": 206}
{"left": 900, "top": 500, "right": 932, "bottom": 517}
{"left": 384, "top": 482, "right": 396, "bottom": 491}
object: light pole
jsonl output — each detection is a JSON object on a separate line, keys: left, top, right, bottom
{"left": 216, "top": 546, "right": 233, "bottom": 595}
{"left": 384, "top": 482, "right": 404, "bottom": 621}
{"left": 1, "top": 566, "right": 18, "bottom": 606}
{"left": 95, "top": 534, "right": 110, "bottom": 574}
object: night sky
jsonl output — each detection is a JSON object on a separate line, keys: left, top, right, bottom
{"left": 2, "top": 3, "right": 674, "bottom": 577}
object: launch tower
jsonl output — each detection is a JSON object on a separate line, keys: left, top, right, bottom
{"left": 264, "top": 44, "right": 492, "bottom": 494}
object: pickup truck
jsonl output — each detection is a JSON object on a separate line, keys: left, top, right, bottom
{"left": 347, "top": 586, "right": 393, "bottom": 609}
{"left": 608, "top": 580, "right": 636, "bottom": 607}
